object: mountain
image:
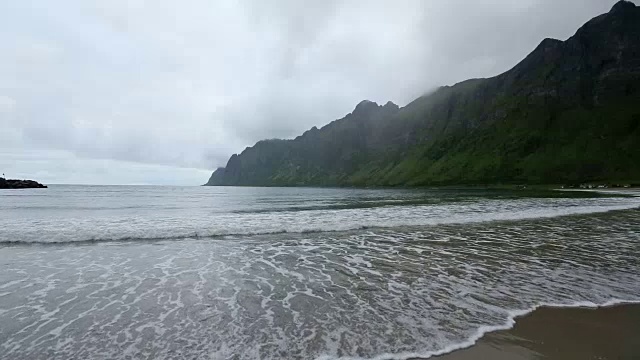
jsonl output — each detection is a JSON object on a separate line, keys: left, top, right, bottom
{"left": 206, "top": 1, "right": 640, "bottom": 187}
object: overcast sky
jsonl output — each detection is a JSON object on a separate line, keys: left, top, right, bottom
{"left": 0, "top": 0, "right": 632, "bottom": 185}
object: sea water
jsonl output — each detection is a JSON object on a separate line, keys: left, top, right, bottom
{"left": 0, "top": 185, "right": 638, "bottom": 359}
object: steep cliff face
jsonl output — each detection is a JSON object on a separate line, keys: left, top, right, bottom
{"left": 205, "top": 168, "right": 226, "bottom": 186}
{"left": 206, "top": 1, "right": 640, "bottom": 186}
{"left": 207, "top": 100, "right": 401, "bottom": 186}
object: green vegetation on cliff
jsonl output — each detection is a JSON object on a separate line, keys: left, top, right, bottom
{"left": 206, "top": 1, "right": 640, "bottom": 187}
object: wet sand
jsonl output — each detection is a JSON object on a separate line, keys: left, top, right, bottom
{"left": 432, "top": 304, "right": 640, "bottom": 360}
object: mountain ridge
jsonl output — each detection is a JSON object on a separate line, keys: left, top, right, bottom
{"left": 206, "top": 1, "right": 640, "bottom": 187}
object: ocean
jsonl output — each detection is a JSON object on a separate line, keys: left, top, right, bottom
{"left": 0, "top": 185, "right": 639, "bottom": 359}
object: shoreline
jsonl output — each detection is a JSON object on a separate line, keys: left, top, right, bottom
{"left": 427, "top": 302, "right": 640, "bottom": 360}
{"left": 330, "top": 301, "right": 640, "bottom": 360}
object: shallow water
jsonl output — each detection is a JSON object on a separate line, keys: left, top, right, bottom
{"left": 0, "top": 186, "right": 639, "bottom": 359}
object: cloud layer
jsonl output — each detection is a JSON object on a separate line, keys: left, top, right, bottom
{"left": 0, "top": 0, "right": 628, "bottom": 184}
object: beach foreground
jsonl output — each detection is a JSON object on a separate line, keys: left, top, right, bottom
{"left": 432, "top": 304, "right": 640, "bottom": 360}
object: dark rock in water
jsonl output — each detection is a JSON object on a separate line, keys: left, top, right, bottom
{"left": 0, "top": 178, "right": 47, "bottom": 189}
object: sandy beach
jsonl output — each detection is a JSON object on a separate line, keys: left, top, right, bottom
{"left": 432, "top": 304, "right": 640, "bottom": 360}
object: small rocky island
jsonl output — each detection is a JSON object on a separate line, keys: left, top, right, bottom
{"left": 0, "top": 177, "right": 47, "bottom": 189}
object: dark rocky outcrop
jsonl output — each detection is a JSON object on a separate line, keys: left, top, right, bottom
{"left": 0, "top": 178, "right": 47, "bottom": 189}
{"left": 206, "top": 1, "right": 640, "bottom": 187}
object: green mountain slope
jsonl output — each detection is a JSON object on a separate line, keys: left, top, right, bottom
{"left": 206, "top": 1, "right": 640, "bottom": 187}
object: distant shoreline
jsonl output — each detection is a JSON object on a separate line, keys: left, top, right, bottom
{"left": 0, "top": 178, "right": 47, "bottom": 189}
{"left": 202, "top": 183, "right": 640, "bottom": 192}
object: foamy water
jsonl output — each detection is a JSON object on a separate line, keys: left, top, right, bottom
{"left": 0, "top": 185, "right": 638, "bottom": 359}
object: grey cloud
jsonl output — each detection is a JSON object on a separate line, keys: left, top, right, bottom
{"left": 0, "top": 0, "right": 633, "bottom": 184}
